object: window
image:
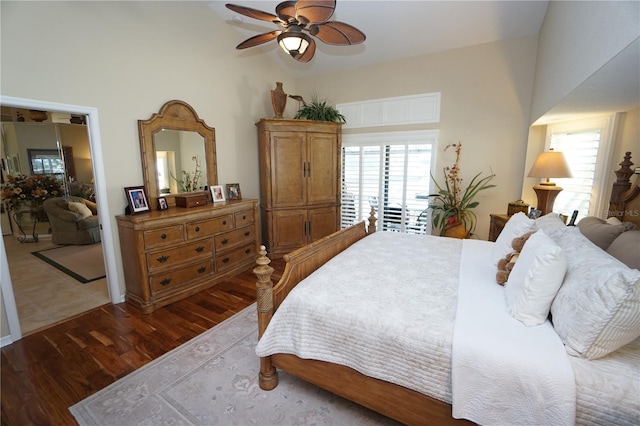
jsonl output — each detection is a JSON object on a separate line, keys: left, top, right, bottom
{"left": 545, "top": 115, "right": 617, "bottom": 221}
{"left": 341, "top": 130, "right": 438, "bottom": 234}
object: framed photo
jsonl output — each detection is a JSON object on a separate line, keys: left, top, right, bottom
{"left": 125, "top": 186, "right": 150, "bottom": 214}
{"left": 528, "top": 208, "right": 542, "bottom": 219}
{"left": 226, "top": 183, "right": 242, "bottom": 200}
{"left": 157, "top": 197, "right": 168, "bottom": 211}
{"left": 210, "top": 185, "right": 226, "bottom": 203}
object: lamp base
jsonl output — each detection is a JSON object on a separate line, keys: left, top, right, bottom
{"left": 533, "top": 184, "right": 563, "bottom": 216}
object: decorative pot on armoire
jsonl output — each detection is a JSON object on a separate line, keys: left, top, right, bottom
{"left": 257, "top": 118, "right": 343, "bottom": 258}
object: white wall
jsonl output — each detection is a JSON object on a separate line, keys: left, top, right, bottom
{"left": 530, "top": 1, "right": 640, "bottom": 124}
{"left": 295, "top": 35, "right": 540, "bottom": 239}
{"left": 0, "top": 1, "right": 297, "bottom": 328}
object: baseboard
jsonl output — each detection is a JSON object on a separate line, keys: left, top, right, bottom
{"left": 1, "top": 334, "right": 14, "bottom": 348}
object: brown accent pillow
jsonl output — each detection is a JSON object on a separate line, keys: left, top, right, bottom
{"left": 576, "top": 216, "right": 634, "bottom": 250}
{"left": 607, "top": 231, "right": 640, "bottom": 270}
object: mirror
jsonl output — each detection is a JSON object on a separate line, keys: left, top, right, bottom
{"left": 138, "top": 100, "right": 217, "bottom": 207}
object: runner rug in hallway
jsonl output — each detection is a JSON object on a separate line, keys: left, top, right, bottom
{"left": 69, "top": 304, "right": 399, "bottom": 426}
{"left": 32, "top": 242, "right": 105, "bottom": 283}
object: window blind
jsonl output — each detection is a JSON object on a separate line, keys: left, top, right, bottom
{"left": 341, "top": 130, "right": 438, "bottom": 234}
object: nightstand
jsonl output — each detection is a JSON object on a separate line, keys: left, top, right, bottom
{"left": 489, "top": 214, "right": 510, "bottom": 242}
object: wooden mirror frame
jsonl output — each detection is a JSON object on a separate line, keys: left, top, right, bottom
{"left": 138, "top": 100, "right": 218, "bottom": 208}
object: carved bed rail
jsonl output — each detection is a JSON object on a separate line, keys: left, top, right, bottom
{"left": 608, "top": 152, "right": 640, "bottom": 227}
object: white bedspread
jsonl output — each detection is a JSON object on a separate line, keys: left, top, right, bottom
{"left": 451, "top": 239, "right": 576, "bottom": 426}
{"left": 256, "top": 231, "right": 462, "bottom": 403}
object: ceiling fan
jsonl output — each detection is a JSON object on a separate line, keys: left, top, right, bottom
{"left": 225, "top": 0, "right": 366, "bottom": 63}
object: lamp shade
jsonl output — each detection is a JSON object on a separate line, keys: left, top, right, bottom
{"left": 527, "top": 149, "right": 572, "bottom": 183}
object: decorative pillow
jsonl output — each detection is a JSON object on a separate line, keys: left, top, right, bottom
{"left": 550, "top": 227, "right": 640, "bottom": 359}
{"left": 534, "top": 212, "right": 566, "bottom": 232}
{"left": 491, "top": 212, "right": 535, "bottom": 265}
{"left": 607, "top": 231, "right": 640, "bottom": 270}
{"left": 67, "top": 201, "right": 92, "bottom": 219}
{"left": 505, "top": 230, "right": 567, "bottom": 327}
{"left": 576, "top": 216, "right": 636, "bottom": 250}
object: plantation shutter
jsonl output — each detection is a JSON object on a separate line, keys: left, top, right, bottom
{"left": 341, "top": 130, "right": 437, "bottom": 234}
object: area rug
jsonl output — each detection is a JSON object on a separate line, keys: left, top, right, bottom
{"left": 32, "top": 243, "right": 105, "bottom": 283}
{"left": 69, "top": 304, "right": 399, "bottom": 426}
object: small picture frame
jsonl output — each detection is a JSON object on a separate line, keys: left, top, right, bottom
{"left": 125, "top": 186, "right": 150, "bottom": 214}
{"left": 528, "top": 209, "right": 542, "bottom": 219}
{"left": 210, "top": 185, "right": 226, "bottom": 203}
{"left": 157, "top": 197, "right": 168, "bottom": 211}
{"left": 226, "top": 183, "right": 242, "bottom": 200}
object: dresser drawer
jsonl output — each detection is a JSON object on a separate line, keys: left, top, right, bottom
{"left": 235, "top": 209, "right": 255, "bottom": 228}
{"left": 147, "top": 240, "right": 213, "bottom": 270}
{"left": 186, "top": 214, "right": 234, "bottom": 239}
{"left": 150, "top": 259, "right": 213, "bottom": 293}
{"left": 214, "top": 225, "right": 255, "bottom": 252}
{"left": 216, "top": 243, "right": 256, "bottom": 271}
{"left": 144, "top": 225, "right": 184, "bottom": 248}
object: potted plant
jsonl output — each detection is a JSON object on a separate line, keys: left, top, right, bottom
{"left": 427, "top": 142, "right": 496, "bottom": 238}
{"left": 292, "top": 95, "right": 346, "bottom": 123}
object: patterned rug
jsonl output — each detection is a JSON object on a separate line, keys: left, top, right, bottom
{"left": 32, "top": 242, "right": 105, "bottom": 283}
{"left": 69, "top": 304, "right": 400, "bottom": 426}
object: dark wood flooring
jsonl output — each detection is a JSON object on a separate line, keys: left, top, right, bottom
{"left": 1, "top": 259, "right": 285, "bottom": 426}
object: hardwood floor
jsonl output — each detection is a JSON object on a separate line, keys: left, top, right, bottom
{"left": 1, "top": 259, "right": 285, "bottom": 426}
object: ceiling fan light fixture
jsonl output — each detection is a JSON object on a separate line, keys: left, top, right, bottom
{"left": 277, "top": 30, "right": 311, "bottom": 57}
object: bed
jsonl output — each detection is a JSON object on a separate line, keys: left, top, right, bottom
{"left": 252, "top": 151, "right": 640, "bottom": 426}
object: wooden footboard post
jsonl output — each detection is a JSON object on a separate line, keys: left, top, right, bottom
{"left": 253, "top": 245, "right": 279, "bottom": 390}
{"left": 368, "top": 206, "right": 377, "bottom": 233}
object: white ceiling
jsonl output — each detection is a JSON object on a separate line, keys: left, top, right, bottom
{"left": 210, "top": 0, "right": 639, "bottom": 122}
{"left": 209, "top": 0, "right": 550, "bottom": 77}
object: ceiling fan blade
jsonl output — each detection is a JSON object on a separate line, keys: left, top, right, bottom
{"left": 293, "top": 38, "right": 316, "bottom": 62}
{"left": 275, "top": 1, "right": 297, "bottom": 22}
{"left": 295, "top": 0, "right": 335, "bottom": 25}
{"left": 225, "top": 4, "right": 281, "bottom": 24}
{"left": 236, "top": 30, "right": 281, "bottom": 49}
{"left": 309, "top": 21, "right": 366, "bottom": 45}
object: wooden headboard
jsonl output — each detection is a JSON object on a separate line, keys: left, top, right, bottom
{"left": 608, "top": 152, "right": 640, "bottom": 227}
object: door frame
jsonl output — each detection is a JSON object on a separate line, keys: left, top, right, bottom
{"left": 0, "top": 96, "right": 121, "bottom": 345}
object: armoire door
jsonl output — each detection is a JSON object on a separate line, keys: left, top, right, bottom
{"left": 271, "top": 132, "right": 306, "bottom": 208}
{"left": 307, "top": 132, "right": 339, "bottom": 205}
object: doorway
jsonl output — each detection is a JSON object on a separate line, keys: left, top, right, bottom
{"left": 0, "top": 96, "right": 120, "bottom": 344}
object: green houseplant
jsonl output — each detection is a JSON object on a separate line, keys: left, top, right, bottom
{"left": 428, "top": 142, "right": 496, "bottom": 238}
{"left": 293, "top": 95, "right": 346, "bottom": 123}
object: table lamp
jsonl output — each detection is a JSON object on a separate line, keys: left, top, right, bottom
{"left": 527, "top": 148, "right": 572, "bottom": 215}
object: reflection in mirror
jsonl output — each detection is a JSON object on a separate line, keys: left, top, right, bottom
{"left": 153, "top": 130, "right": 207, "bottom": 195}
{"left": 138, "top": 100, "right": 217, "bottom": 208}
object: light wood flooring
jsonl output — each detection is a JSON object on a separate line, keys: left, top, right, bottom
{"left": 3, "top": 234, "right": 110, "bottom": 336}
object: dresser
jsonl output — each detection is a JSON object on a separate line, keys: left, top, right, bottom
{"left": 257, "top": 118, "right": 342, "bottom": 258}
{"left": 116, "top": 199, "right": 259, "bottom": 313}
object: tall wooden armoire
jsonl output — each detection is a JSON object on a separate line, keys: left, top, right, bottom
{"left": 257, "top": 118, "right": 343, "bottom": 258}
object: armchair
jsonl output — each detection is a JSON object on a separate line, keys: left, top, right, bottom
{"left": 42, "top": 196, "right": 101, "bottom": 245}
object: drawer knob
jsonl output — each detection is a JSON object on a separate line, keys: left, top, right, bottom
{"left": 222, "top": 257, "right": 230, "bottom": 264}
{"left": 157, "top": 255, "right": 169, "bottom": 263}
{"left": 242, "top": 215, "right": 246, "bottom": 220}
{"left": 245, "top": 248, "right": 251, "bottom": 254}
{"left": 222, "top": 220, "right": 227, "bottom": 225}
{"left": 160, "top": 278, "right": 172, "bottom": 286}
{"left": 195, "top": 226, "right": 200, "bottom": 232}
{"left": 161, "top": 233, "right": 167, "bottom": 239}
{"left": 244, "top": 231, "right": 250, "bottom": 236}
{"left": 195, "top": 246, "right": 205, "bottom": 253}
{"left": 197, "top": 266, "right": 206, "bottom": 273}
{"left": 221, "top": 238, "right": 229, "bottom": 245}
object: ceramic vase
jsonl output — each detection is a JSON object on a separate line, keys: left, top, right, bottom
{"left": 270, "top": 82, "right": 287, "bottom": 118}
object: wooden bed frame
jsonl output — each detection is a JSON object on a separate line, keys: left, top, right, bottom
{"left": 253, "top": 152, "right": 640, "bottom": 426}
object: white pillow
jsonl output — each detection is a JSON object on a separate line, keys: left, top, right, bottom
{"left": 505, "top": 230, "right": 567, "bottom": 327}
{"left": 68, "top": 201, "right": 92, "bottom": 219}
{"left": 491, "top": 212, "right": 535, "bottom": 265}
{"left": 550, "top": 227, "right": 640, "bottom": 359}
{"left": 534, "top": 212, "right": 566, "bottom": 232}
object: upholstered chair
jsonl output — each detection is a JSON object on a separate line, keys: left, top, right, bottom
{"left": 42, "top": 196, "right": 101, "bottom": 245}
